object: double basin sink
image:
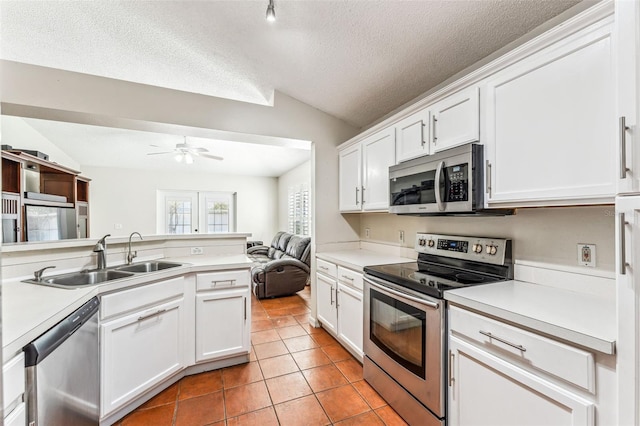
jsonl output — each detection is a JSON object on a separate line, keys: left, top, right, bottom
{"left": 25, "top": 261, "right": 184, "bottom": 289}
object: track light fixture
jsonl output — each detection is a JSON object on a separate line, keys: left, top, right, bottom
{"left": 266, "top": 0, "right": 275, "bottom": 22}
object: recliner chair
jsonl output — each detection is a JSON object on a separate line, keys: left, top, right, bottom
{"left": 248, "top": 231, "right": 311, "bottom": 299}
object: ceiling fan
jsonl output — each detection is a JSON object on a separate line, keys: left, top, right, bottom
{"left": 147, "top": 137, "right": 224, "bottom": 164}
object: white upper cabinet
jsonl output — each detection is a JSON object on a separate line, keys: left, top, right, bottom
{"left": 616, "top": 0, "right": 640, "bottom": 194}
{"left": 483, "top": 17, "right": 616, "bottom": 207}
{"left": 339, "top": 128, "right": 395, "bottom": 212}
{"left": 396, "top": 108, "right": 430, "bottom": 162}
{"left": 430, "top": 87, "right": 480, "bottom": 154}
{"left": 338, "top": 144, "right": 362, "bottom": 212}
{"left": 362, "top": 127, "right": 396, "bottom": 210}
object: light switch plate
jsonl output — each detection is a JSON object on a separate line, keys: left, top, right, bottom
{"left": 577, "top": 244, "right": 596, "bottom": 267}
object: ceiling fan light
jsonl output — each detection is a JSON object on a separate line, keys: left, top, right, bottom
{"left": 174, "top": 153, "right": 183, "bottom": 162}
{"left": 266, "top": 0, "right": 275, "bottom": 22}
{"left": 184, "top": 153, "right": 194, "bottom": 164}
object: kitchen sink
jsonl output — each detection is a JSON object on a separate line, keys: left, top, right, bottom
{"left": 115, "top": 261, "right": 183, "bottom": 273}
{"left": 27, "top": 269, "right": 136, "bottom": 289}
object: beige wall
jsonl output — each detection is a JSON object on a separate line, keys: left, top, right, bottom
{"left": 358, "top": 205, "right": 615, "bottom": 272}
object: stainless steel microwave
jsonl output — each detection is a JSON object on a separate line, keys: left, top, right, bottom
{"left": 389, "top": 144, "right": 509, "bottom": 215}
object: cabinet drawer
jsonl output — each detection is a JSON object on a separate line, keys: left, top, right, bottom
{"left": 196, "top": 269, "right": 250, "bottom": 291}
{"left": 449, "top": 306, "right": 595, "bottom": 392}
{"left": 101, "top": 277, "right": 184, "bottom": 320}
{"left": 316, "top": 259, "right": 337, "bottom": 278}
{"left": 337, "top": 266, "right": 363, "bottom": 291}
{"left": 3, "top": 353, "right": 24, "bottom": 413}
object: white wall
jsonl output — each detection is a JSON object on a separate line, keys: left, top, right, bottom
{"left": 358, "top": 206, "right": 615, "bottom": 272}
{"left": 277, "top": 160, "right": 311, "bottom": 233}
{"left": 83, "top": 165, "right": 278, "bottom": 243}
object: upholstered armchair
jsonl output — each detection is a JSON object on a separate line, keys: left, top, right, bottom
{"left": 248, "top": 231, "right": 311, "bottom": 299}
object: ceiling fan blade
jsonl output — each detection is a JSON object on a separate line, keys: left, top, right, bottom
{"left": 199, "top": 153, "right": 224, "bottom": 161}
{"left": 147, "top": 151, "right": 173, "bottom": 155}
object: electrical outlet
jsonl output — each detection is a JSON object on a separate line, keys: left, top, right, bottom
{"left": 399, "top": 230, "right": 405, "bottom": 244}
{"left": 191, "top": 247, "right": 204, "bottom": 255}
{"left": 114, "top": 223, "right": 123, "bottom": 230}
{"left": 365, "top": 228, "right": 370, "bottom": 239}
{"left": 577, "top": 244, "right": 596, "bottom": 267}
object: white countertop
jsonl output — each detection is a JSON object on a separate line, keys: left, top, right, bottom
{"left": 2, "top": 255, "right": 254, "bottom": 359}
{"left": 445, "top": 280, "right": 616, "bottom": 355}
{"left": 316, "top": 249, "right": 414, "bottom": 271}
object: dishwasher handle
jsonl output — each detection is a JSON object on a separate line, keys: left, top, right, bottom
{"left": 24, "top": 297, "right": 100, "bottom": 367}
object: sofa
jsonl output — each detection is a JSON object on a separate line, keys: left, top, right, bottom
{"left": 248, "top": 231, "right": 311, "bottom": 299}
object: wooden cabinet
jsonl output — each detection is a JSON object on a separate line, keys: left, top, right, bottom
{"left": 316, "top": 272, "right": 338, "bottom": 335}
{"left": 430, "top": 87, "right": 479, "bottom": 154}
{"left": 339, "top": 128, "right": 395, "bottom": 212}
{"left": 396, "top": 108, "right": 430, "bottom": 162}
{"left": 195, "top": 269, "right": 251, "bottom": 362}
{"left": 448, "top": 306, "right": 596, "bottom": 426}
{"left": 483, "top": 17, "right": 616, "bottom": 207}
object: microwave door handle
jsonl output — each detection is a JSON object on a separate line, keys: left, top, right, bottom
{"left": 435, "top": 161, "right": 445, "bottom": 211}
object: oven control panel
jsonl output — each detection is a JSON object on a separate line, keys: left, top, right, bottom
{"left": 415, "top": 233, "right": 510, "bottom": 266}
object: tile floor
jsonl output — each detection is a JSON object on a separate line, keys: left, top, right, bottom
{"left": 118, "top": 286, "right": 407, "bottom": 426}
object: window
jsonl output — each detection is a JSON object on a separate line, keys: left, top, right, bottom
{"left": 288, "top": 184, "right": 310, "bottom": 236}
{"left": 157, "top": 190, "right": 236, "bottom": 234}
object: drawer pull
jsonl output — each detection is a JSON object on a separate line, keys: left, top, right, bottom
{"left": 138, "top": 309, "right": 167, "bottom": 322}
{"left": 211, "top": 279, "right": 235, "bottom": 287}
{"left": 319, "top": 266, "right": 329, "bottom": 271}
{"left": 341, "top": 275, "right": 354, "bottom": 281}
{"left": 479, "top": 330, "right": 526, "bottom": 352}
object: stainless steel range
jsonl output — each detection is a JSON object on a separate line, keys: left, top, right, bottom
{"left": 363, "top": 233, "right": 513, "bottom": 426}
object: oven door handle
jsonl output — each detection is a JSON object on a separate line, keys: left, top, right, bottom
{"left": 366, "top": 277, "right": 440, "bottom": 310}
{"left": 435, "top": 160, "right": 445, "bottom": 212}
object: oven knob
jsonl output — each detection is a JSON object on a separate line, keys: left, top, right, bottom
{"left": 490, "top": 245, "right": 498, "bottom": 255}
{"left": 418, "top": 238, "right": 425, "bottom": 246}
{"left": 485, "top": 245, "right": 492, "bottom": 254}
{"left": 428, "top": 239, "right": 435, "bottom": 248}
{"left": 473, "top": 244, "right": 482, "bottom": 253}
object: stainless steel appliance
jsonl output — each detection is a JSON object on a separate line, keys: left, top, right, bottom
{"left": 25, "top": 204, "right": 77, "bottom": 242}
{"left": 24, "top": 297, "right": 100, "bottom": 425}
{"left": 389, "top": 144, "right": 511, "bottom": 215}
{"left": 363, "top": 233, "right": 513, "bottom": 426}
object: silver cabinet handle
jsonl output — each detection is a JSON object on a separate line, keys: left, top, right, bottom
{"left": 448, "top": 350, "right": 455, "bottom": 386}
{"left": 138, "top": 309, "right": 167, "bottom": 322}
{"left": 211, "top": 279, "right": 235, "bottom": 287}
{"left": 479, "top": 330, "right": 526, "bottom": 352}
{"left": 432, "top": 115, "right": 438, "bottom": 144}
{"left": 244, "top": 297, "right": 247, "bottom": 321}
{"left": 486, "top": 160, "right": 492, "bottom": 197}
{"left": 330, "top": 285, "right": 334, "bottom": 305}
{"left": 619, "top": 213, "right": 628, "bottom": 275}
{"left": 319, "top": 265, "right": 329, "bottom": 271}
{"left": 620, "top": 116, "right": 630, "bottom": 179}
{"left": 361, "top": 187, "right": 366, "bottom": 204}
{"left": 434, "top": 160, "right": 445, "bottom": 211}
{"left": 341, "top": 275, "right": 354, "bottom": 281}
{"left": 355, "top": 187, "right": 360, "bottom": 205}
{"left": 421, "top": 122, "right": 426, "bottom": 147}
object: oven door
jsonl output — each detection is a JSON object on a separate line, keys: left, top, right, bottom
{"left": 364, "top": 275, "right": 445, "bottom": 417}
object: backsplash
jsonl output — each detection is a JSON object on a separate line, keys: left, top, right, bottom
{"left": 358, "top": 206, "right": 615, "bottom": 272}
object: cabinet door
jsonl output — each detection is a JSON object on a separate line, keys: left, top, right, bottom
{"left": 362, "top": 128, "right": 396, "bottom": 211}
{"left": 616, "top": 196, "right": 640, "bottom": 425}
{"left": 396, "top": 109, "right": 430, "bottom": 162}
{"left": 339, "top": 144, "right": 362, "bottom": 212}
{"left": 448, "top": 337, "right": 594, "bottom": 426}
{"left": 316, "top": 273, "right": 337, "bottom": 334}
{"left": 616, "top": 1, "right": 640, "bottom": 194}
{"left": 195, "top": 287, "right": 250, "bottom": 362}
{"left": 337, "top": 283, "right": 363, "bottom": 358}
{"left": 4, "top": 402, "right": 25, "bottom": 426}
{"left": 101, "top": 298, "right": 184, "bottom": 416}
{"left": 484, "top": 19, "right": 615, "bottom": 207}
{"left": 431, "top": 87, "right": 479, "bottom": 153}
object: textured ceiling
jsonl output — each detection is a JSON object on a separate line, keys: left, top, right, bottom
{"left": 1, "top": 0, "right": 585, "bottom": 128}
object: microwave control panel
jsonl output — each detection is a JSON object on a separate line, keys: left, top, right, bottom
{"left": 446, "top": 164, "right": 468, "bottom": 202}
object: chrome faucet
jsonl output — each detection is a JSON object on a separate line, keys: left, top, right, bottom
{"left": 127, "top": 232, "right": 143, "bottom": 265}
{"left": 34, "top": 266, "right": 56, "bottom": 282}
{"left": 93, "top": 234, "right": 111, "bottom": 270}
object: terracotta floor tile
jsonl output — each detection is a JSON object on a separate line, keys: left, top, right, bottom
{"left": 311, "top": 330, "right": 340, "bottom": 347}
{"left": 265, "top": 371, "right": 313, "bottom": 404}
{"left": 335, "top": 359, "right": 364, "bottom": 383}
{"left": 251, "top": 319, "right": 274, "bottom": 332}
{"left": 138, "top": 383, "right": 178, "bottom": 409}
{"left": 254, "top": 340, "right": 289, "bottom": 360}
{"left": 288, "top": 305, "right": 311, "bottom": 315}
{"left": 121, "top": 403, "right": 174, "bottom": 426}
{"left": 316, "top": 384, "right": 370, "bottom": 423}
{"left": 352, "top": 380, "right": 387, "bottom": 409}
{"left": 276, "top": 324, "right": 308, "bottom": 339}
{"left": 179, "top": 370, "right": 223, "bottom": 400}
{"left": 222, "top": 362, "right": 263, "bottom": 388}
{"left": 302, "top": 364, "right": 348, "bottom": 392}
{"left": 174, "top": 391, "right": 225, "bottom": 425}
{"left": 334, "top": 410, "right": 385, "bottom": 425}
{"left": 291, "top": 348, "right": 332, "bottom": 370}
{"left": 271, "top": 315, "right": 299, "bottom": 328}
{"left": 224, "top": 381, "right": 273, "bottom": 418}
{"left": 283, "top": 335, "right": 320, "bottom": 353}
{"left": 322, "top": 344, "right": 353, "bottom": 362}
{"left": 251, "top": 329, "right": 281, "bottom": 345}
{"left": 274, "top": 395, "right": 331, "bottom": 426}
{"left": 226, "top": 406, "right": 279, "bottom": 426}
{"left": 266, "top": 307, "right": 292, "bottom": 318}
{"left": 252, "top": 310, "right": 269, "bottom": 320}
{"left": 294, "top": 313, "right": 310, "bottom": 324}
{"left": 259, "top": 354, "right": 300, "bottom": 379}
{"left": 375, "top": 406, "right": 409, "bottom": 426}
{"left": 249, "top": 346, "right": 257, "bottom": 362}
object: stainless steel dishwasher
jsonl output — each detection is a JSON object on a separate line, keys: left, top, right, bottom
{"left": 24, "top": 297, "right": 100, "bottom": 426}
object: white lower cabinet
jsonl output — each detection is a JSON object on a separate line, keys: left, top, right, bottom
{"left": 4, "top": 402, "right": 26, "bottom": 426}
{"left": 101, "top": 297, "right": 184, "bottom": 416}
{"left": 336, "top": 283, "right": 363, "bottom": 357}
{"left": 3, "top": 352, "right": 25, "bottom": 426}
{"left": 316, "top": 272, "right": 338, "bottom": 335}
